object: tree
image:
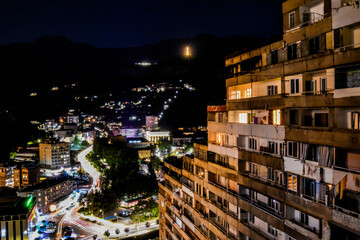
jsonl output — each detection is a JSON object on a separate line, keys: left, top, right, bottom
{"left": 157, "top": 139, "right": 171, "bottom": 156}
{"left": 150, "top": 156, "right": 161, "bottom": 171}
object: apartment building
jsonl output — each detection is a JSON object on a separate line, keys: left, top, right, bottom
{"left": 39, "top": 139, "right": 70, "bottom": 169}
{"left": 13, "top": 163, "right": 40, "bottom": 189}
{"left": 18, "top": 174, "right": 73, "bottom": 214}
{"left": 158, "top": 0, "right": 360, "bottom": 239}
{"left": 0, "top": 163, "right": 16, "bottom": 187}
{"left": 0, "top": 196, "right": 37, "bottom": 240}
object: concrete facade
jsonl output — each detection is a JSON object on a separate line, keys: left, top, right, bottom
{"left": 159, "top": 0, "right": 360, "bottom": 239}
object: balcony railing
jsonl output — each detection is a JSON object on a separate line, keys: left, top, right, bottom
{"left": 195, "top": 225, "right": 208, "bottom": 238}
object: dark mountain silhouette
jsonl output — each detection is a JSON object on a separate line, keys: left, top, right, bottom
{"left": 0, "top": 34, "right": 280, "bottom": 158}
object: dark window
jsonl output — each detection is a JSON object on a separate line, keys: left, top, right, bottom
{"left": 300, "top": 212, "right": 309, "bottom": 225}
{"left": 289, "top": 110, "right": 298, "bottom": 125}
{"left": 334, "top": 28, "right": 342, "bottom": 49}
{"left": 314, "top": 113, "right": 328, "bottom": 127}
{"left": 351, "top": 112, "right": 360, "bottom": 130}
{"left": 288, "top": 142, "right": 298, "bottom": 158}
{"left": 287, "top": 43, "right": 298, "bottom": 60}
{"left": 289, "top": 12, "right": 295, "bottom": 28}
{"left": 267, "top": 85, "right": 278, "bottom": 96}
{"left": 320, "top": 78, "right": 327, "bottom": 92}
{"left": 309, "top": 36, "right": 320, "bottom": 54}
{"left": 271, "top": 50, "right": 278, "bottom": 64}
{"left": 290, "top": 79, "right": 300, "bottom": 94}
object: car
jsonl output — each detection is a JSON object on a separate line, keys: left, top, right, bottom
{"left": 64, "top": 226, "right": 73, "bottom": 232}
{"left": 38, "top": 225, "right": 46, "bottom": 231}
{"left": 43, "top": 237, "right": 51, "bottom": 240}
{"left": 91, "top": 220, "right": 97, "bottom": 223}
{"left": 44, "top": 227, "right": 56, "bottom": 234}
{"left": 97, "top": 222, "right": 104, "bottom": 226}
{"left": 63, "top": 231, "right": 72, "bottom": 237}
{"left": 84, "top": 218, "right": 90, "bottom": 221}
{"left": 79, "top": 234, "right": 86, "bottom": 238}
{"left": 119, "top": 211, "right": 132, "bottom": 217}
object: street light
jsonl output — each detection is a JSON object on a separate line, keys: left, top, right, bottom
{"left": 114, "top": 213, "right": 118, "bottom": 223}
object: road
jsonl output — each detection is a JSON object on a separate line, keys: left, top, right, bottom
{"left": 32, "top": 145, "right": 158, "bottom": 239}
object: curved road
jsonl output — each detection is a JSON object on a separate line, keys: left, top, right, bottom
{"left": 72, "top": 145, "right": 159, "bottom": 239}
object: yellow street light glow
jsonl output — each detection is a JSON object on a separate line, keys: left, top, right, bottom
{"left": 185, "top": 46, "right": 191, "bottom": 56}
{"left": 50, "top": 204, "right": 57, "bottom": 212}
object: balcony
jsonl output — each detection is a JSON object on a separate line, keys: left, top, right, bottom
{"left": 285, "top": 92, "right": 334, "bottom": 108}
{"left": 334, "top": 128, "right": 360, "bottom": 150}
{"left": 208, "top": 217, "right": 231, "bottom": 240}
{"left": 239, "top": 174, "right": 285, "bottom": 201}
{"left": 208, "top": 143, "right": 238, "bottom": 159}
{"left": 334, "top": 44, "right": 360, "bottom": 67}
{"left": 238, "top": 149, "right": 284, "bottom": 170}
{"left": 284, "top": 192, "right": 332, "bottom": 221}
{"left": 285, "top": 125, "right": 334, "bottom": 146}
{"left": 286, "top": 219, "right": 321, "bottom": 239}
{"left": 332, "top": 206, "right": 360, "bottom": 233}
{"left": 195, "top": 224, "right": 208, "bottom": 238}
{"left": 227, "top": 94, "right": 285, "bottom": 111}
{"left": 225, "top": 122, "right": 285, "bottom": 140}
{"left": 283, "top": 13, "right": 332, "bottom": 42}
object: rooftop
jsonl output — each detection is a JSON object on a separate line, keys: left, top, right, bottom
{"left": 20, "top": 173, "right": 71, "bottom": 192}
{"left": 0, "top": 196, "right": 36, "bottom": 216}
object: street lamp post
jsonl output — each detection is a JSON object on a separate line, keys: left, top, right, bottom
{"left": 114, "top": 213, "right": 118, "bottom": 223}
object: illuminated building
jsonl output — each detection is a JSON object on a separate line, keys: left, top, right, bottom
{"left": 146, "top": 130, "right": 170, "bottom": 144}
{"left": 146, "top": 116, "right": 159, "bottom": 130}
{"left": 0, "top": 163, "right": 16, "bottom": 187}
{"left": 13, "top": 163, "right": 40, "bottom": 189}
{"left": 18, "top": 174, "right": 73, "bottom": 214}
{"left": 0, "top": 196, "right": 37, "bottom": 240}
{"left": 159, "top": 1, "right": 360, "bottom": 239}
{"left": 39, "top": 139, "right": 70, "bottom": 169}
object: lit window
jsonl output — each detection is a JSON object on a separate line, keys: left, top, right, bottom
{"left": 288, "top": 174, "right": 297, "bottom": 192}
{"left": 273, "top": 110, "right": 281, "bottom": 125}
{"left": 245, "top": 89, "right": 252, "bottom": 98}
{"left": 239, "top": 113, "right": 248, "bottom": 124}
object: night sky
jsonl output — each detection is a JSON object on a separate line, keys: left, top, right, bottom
{"left": 0, "top": 0, "right": 283, "bottom": 48}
